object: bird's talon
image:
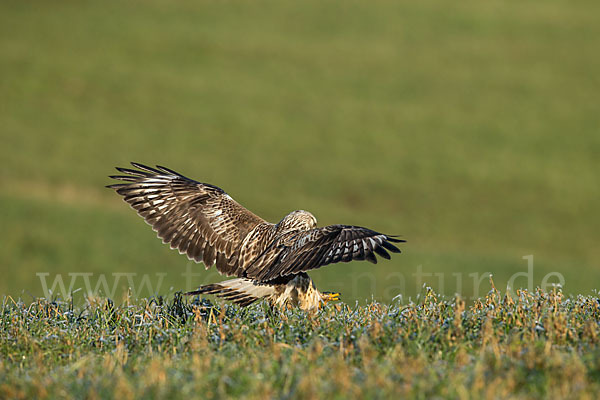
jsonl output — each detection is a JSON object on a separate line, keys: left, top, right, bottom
{"left": 322, "top": 292, "right": 341, "bottom": 304}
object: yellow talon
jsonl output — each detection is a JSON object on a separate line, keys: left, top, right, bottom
{"left": 322, "top": 292, "right": 341, "bottom": 303}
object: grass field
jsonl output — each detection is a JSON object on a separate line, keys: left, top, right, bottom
{"left": 1, "top": 2, "right": 600, "bottom": 397}
{"left": 2, "top": 0, "right": 599, "bottom": 303}
{"left": 2, "top": 286, "right": 599, "bottom": 399}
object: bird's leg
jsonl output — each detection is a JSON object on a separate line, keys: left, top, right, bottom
{"left": 320, "top": 291, "right": 341, "bottom": 306}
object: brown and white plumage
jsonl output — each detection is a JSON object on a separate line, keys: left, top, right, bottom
{"left": 108, "top": 163, "right": 405, "bottom": 311}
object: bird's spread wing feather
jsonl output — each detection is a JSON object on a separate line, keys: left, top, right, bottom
{"left": 107, "top": 163, "right": 269, "bottom": 276}
{"left": 245, "top": 225, "right": 404, "bottom": 281}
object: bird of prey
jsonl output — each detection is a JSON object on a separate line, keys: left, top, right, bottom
{"left": 107, "top": 163, "right": 404, "bottom": 311}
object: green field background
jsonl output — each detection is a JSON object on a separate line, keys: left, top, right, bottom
{"left": 1, "top": 0, "right": 598, "bottom": 304}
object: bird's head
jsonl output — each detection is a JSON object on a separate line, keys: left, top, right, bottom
{"left": 277, "top": 210, "right": 318, "bottom": 232}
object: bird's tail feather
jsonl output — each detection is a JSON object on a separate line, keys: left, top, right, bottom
{"left": 185, "top": 278, "right": 274, "bottom": 307}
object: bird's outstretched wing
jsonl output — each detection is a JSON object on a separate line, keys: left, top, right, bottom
{"left": 245, "top": 225, "right": 404, "bottom": 281}
{"left": 107, "top": 163, "right": 269, "bottom": 275}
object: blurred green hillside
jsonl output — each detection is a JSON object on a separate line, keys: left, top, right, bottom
{"left": 1, "top": 0, "right": 598, "bottom": 303}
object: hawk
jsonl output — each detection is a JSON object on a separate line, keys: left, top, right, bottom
{"left": 108, "top": 163, "right": 404, "bottom": 311}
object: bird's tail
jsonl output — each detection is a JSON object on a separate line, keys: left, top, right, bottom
{"left": 185, "top": 278, "right": 275, "bottom": 307}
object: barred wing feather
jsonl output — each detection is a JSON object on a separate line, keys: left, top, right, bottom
{"left": 246, "top": 225, "right": 404, "bottom": 281}
{"left": 107, "top": 163, "right": 269, "bottom": 276}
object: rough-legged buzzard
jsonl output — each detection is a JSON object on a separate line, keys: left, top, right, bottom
{"left": 108, "top": 163, "right": 404, "bottom": 311}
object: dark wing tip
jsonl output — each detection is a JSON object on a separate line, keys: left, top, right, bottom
{"left": 112, "top": 163, "right": 167, "bottom": 177}
{"left": 114, "top": 167, "right": 151, "bottom": 177}
{"left": 385, "top": 235, "right": 406, "bottom": 243}
{"left": 365, "top": 252, "right": 378, "bottom": 264}
{"left": 130, "top": 162, "right": 161, "bottom": 173}
{"left": 381, "top": 240, "right": 401, "bottom": 253}
{"left": 374, "top": 246, "right": 391, "bottom": 260}
{"left": 130, "top": 161, "right": 148, "bottom": 168}
{"left": 155, "top": 165, "right": 183, "bottom": 176}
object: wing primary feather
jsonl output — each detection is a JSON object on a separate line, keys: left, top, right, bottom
{"left": 155, "top": 165, "right": 190, "bottom": 177}
{"left": 382, "top": 241, "right": 401, "bottom": 253}
{"left": 115, "top": 167, "right": 154, "bottom": 177}
{"left": 385, "top": 236, "right": 406, "bottom": 243}
{"left": 374, "top": 246, "right": 391, "bottom": 259}
{"left": 130, "top": 163, "right": 164, "bottom": 174}
{"left": 365, "top": 252, "right": 378, "bottom": 264}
